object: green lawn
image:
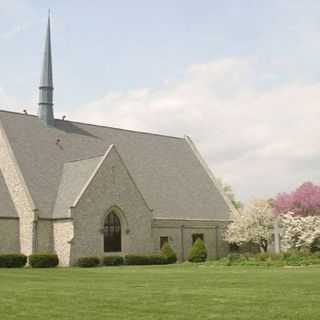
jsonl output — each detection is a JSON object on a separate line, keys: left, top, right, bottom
{"left": 0, "top": 264, "right": 319, "bottom": 320}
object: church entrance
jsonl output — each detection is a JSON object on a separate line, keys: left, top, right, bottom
{"left": 103, "top": 211, "right": 121, "bottom": 252}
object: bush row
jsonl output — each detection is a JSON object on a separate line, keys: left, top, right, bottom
{"left": 77, "top": 254, "right": 170, "bottom": 267}
{"left": 0, "top": 254, "right": 27, "bottom": 268}
{"left": 213, "top": 251, "right": 320, "bottom": 267}
{"left": 77, "top": 238, "right": 210, "bottom": 267}
{"left": 0, "top": 240, "right": 208, "bottom": 268}
{"left": 78, "top": 243, "right": 179, "bottom": 267}
{"left": 0, "top": 253, "right": 59, "bottom": 268}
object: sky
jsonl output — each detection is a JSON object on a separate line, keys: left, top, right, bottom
{"left": 0, "top": 0, "right": 320, "bottom": 202}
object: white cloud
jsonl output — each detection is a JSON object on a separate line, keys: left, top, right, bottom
{"left": 0, "top": 22, "right": 32, "bottom": 40}
{"left": 0, "top": 0, "right": 35, "bottom": 40}
{"left": 0, "top": 87, "right": 19, "bottom": 109}
{"left": 59, "top": 58, "right": 320, "bottom": 202}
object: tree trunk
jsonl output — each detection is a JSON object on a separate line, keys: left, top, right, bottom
{"left": 260, "top": 239, "right": 268, "bottom": 252}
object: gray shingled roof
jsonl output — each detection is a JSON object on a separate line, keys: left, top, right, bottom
{"left": 53, "top": 156, "right": 102, "bottom": 218}
{"left": 0, "top": 170, "right": 18, "bottom": 218}
{"left": 0, "top": 110, "right": 231, "bottom": 220}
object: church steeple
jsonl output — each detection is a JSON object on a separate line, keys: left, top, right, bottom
{"left": 38, "top": 12, "right": 54, "bottom": 127}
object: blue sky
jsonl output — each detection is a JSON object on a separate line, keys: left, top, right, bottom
{"left": 1, "top": 1, "right": 320, "bottom": 202}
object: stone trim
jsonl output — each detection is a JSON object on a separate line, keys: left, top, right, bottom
{"left": 154, "top": 217, "right": 232, "bottom": 222}
{"left": 101, "top": 205, "right": 129, "bottom": 232}
{"left": 0, "top": 123, "right": 37, "bottom": 211}
{"left": 0, "top": 122, "right": 37, "bottom": 255}
{"left": 72, "top": 144, "right": 153, "bottom": 213}
{"left": 152, "top": 218, "right": 230, "bottom": 229}
{"left": 71, "top": 145, "right": 113, "bottom": 208}
{"left": 38, "top": 217, "right": 73, "bottom": 221}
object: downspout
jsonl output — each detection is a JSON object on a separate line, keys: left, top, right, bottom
{"left": 215, "top": 226, "right": 219, "bottom": 259}
{"left": 32, "top": 209, "right": 39, "bottom": 253}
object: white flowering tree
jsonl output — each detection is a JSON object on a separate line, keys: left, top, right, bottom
{"left": 225, "top": 200, "right": 275, "bottom": 252}
{"left": 281, "top": 213, "right": 320, "bottom": 251}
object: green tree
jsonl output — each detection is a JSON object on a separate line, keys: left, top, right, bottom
{"left": 216, "top": 178, "right": 242, "bottom": 209}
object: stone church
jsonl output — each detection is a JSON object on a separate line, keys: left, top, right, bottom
{"left": 0, "top": 17, "right": 235, "bottom": 266}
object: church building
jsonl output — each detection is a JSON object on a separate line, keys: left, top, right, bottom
{"left": 0, "top": 17, "right": 235, "bottom": 266}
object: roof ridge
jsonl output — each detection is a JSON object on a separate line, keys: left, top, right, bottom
{"left": 0, "top": 108, "right": 185, "bottom": 141}
{"left": 0, "top": 108, "right": 38, "bottom": 117}
{"left": 57, "top": 118, "right": 184, "bottom": 141}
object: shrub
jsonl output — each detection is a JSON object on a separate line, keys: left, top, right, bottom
{"left": 29, "top": 253, "right": 59, "bottom": 268}
{"left": 102, "top": 255, "right": 124, "bottom": 266}
{"left": 255, "top": 252, "right": 270, "bottom": 262}
{"left": 187, "top": 238, "right": 207, "bottom": 263}
{"left": 0, "top": 254, "right": 27, "bottom": 268}
{"left": 226, "top": 253, "right": 243, "bottom": 262}
{"left": 160, "top": 243, "right": 177, "bottom": 264}
{"left": 281, "top": 251, "right": 310, "bottom": 266}
{"left": 125, "top": 254, "right": 168, "bottom": 265}
{"left": 311, "top": 238, "right": 320, "bottom": 252}
{"left": 219, "top": 253, "right": 250, "bottom": 266}
{"left": 78, "top": 256, "right": 100, "bottom": 267}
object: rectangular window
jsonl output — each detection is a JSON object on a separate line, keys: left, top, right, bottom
{"left": 192, "top": 233, "right": 204, "bottom": 244}
{"left": 160, "top": 236, "right": 169, "bottom": 249}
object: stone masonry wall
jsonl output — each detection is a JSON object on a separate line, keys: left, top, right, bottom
{"left": 152, "top": 219, "right": 230, "bottom": 261}
{"left": 67, "top": 147, "right": 153, "bottom": 265}
{"left": 53, "top": 220, "right": 74, "bottom": 266}
{"left": 0, "top": 126, "right": 35, "bottom": 255}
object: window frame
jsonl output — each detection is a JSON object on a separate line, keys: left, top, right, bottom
{"left": 160, "top": 236, "right": 169, "bottom": 249}
{"left": 192, "top": 233, "right": 204, "bottom": 244}
{"left": 103, "top": 211, "right": 122, "bottom": 253}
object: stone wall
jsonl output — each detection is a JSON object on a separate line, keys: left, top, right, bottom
{"left": 67, "top": 146, "right": 153, "bottom": 265}
{"left": 152, "top": 219, "right": 230, "bottom": 261}
{"left": 0, "top": 218, "right": 20, "bottom": 253}
{"left": 0, "top": 126, "right": 35, "bottom": 255}
{"left": 53, "top": 220, "right": 74, "bottom": 266}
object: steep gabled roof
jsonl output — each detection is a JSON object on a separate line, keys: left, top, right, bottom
{"left": 0, "top": 170, "right": 18, "bottom": 218}
{"left": 0, "top": 109, "right": 232, "bottom": 220}
{"left": 53, "top": 155, "right": 102, "bottom": 218}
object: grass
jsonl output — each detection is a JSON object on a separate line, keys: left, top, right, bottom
{"left": 0, "top": 264, "right": 320, "bottom": 320}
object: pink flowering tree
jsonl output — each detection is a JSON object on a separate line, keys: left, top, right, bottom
{"left": 274, "top": 182, "right": 320, "bottom": 251}
{"left": 274, "top": 182, "right": 320, "bottom": 216}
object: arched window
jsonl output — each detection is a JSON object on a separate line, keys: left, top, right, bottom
{"left": 104, "top": 212, "right": 121, "bottom": 252}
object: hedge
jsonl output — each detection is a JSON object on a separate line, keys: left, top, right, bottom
{"left": 187, "top": 238, "right": 208, "bottom": 263}
{"left": 125, "top": 254, "right": 168, "bottom": 265}
{"left": 0, "top": 254, "right": 27, "bottom": 268}
{"left": 78, "top": 256, "right": 100, "bottom": 267}
{"left": 102, "top": 256, "right": 124, "bottom": 266}
{"left": 213, "top": 251, "right": 320, "bottom": 267}
{"left": 160, "top": 243, "right": 177, "bottom": 264}
{"left": 29, "top": 254, "right": 59, "bottom": 268}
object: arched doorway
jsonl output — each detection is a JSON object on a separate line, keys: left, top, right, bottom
{"left": 104, "top": 211, "right": 121, "bottom": 252}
